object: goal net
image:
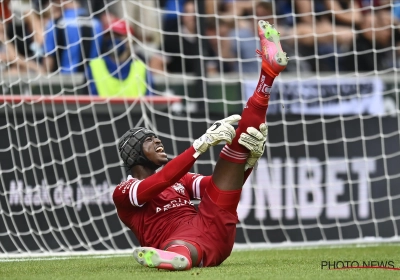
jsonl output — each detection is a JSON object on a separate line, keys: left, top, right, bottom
{"left": 1, "top": 0, "right": 400, "bottom": 256}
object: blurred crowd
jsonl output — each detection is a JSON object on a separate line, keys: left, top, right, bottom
{"left": 0, "top": 0, "right": 400, "bottom": 96}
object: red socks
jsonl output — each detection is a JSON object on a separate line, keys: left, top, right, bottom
{"left": 220, "top": 69, "right": 274, "bottom": 163}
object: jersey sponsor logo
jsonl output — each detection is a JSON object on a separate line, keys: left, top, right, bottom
{"left": 155, "top": 198, "right": 194, "bottom": 213}
{"left": 172, "top": 183, "right": 185, "bottom": 195}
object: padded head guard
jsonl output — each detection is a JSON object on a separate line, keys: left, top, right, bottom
{"left": 118, "top": 127, "right": 162, "bottom": 170}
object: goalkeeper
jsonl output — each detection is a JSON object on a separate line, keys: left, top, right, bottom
{"left": 112, "top": 20, "right": 288, "bottom": 270}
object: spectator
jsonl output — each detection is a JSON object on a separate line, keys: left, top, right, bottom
{"left": 0, "top": 20, "right": 43, "bottom": 74}
{"left": 286, "top": 0, "right": 358, "bottom": 71}
{"left": 87, "top": 18, "right": 153, "bottom": 97}
{"left": 10, "top": 0, "right": 55, "bottom": 60}
{"left": 228, "top": 10, "right": 258, "bottom": 74}
{"left": 124, "top": 1, "right": 161, "bottom": 47}
{"left": 228, "top": 1, "right": 274, "bottom": 73}
{"left": 101, "top": 1, "right": 162, "bottom": 67}
{"left": 394, "top": 0, "right": 400, "bottom": 21}
{"left": 80, "top": 0, "right": 161, "bottom": 48}
{"left": 160, "top": 0, "right": 187, "bottom": 32}
{"left": 324, "top": 0, "right": 362, "bottom": 28}
{"left": 205, "top": 17, "right": 235, "bottom": 74}
{"left": 295, "top": 0, "right": 357, "bottom": 45}
{"left": 0, "top": 0, "right": 11, "bottom": 21}
{"left": 150, "top": 0, "right": 215, "bottom": 75}
{"left": 216, "top": 0, "right": 260, "bottom": 17}
{"left": 77, "top": 0, "right": 107, "bottom": 19}
{"left": 43, "top": 0, "right": 103, "bottom": 74}
{"left": 341, "top": 2, "right": 400, "bottom": 72}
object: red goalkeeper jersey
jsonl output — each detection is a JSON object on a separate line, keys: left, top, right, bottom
{"left": 112, "top": 147, "right": 206, "bottom": 248}
{"left": 114, "top": 173, "right": 205, "bottom": 248}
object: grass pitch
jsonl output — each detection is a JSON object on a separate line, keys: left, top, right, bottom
{"left": 1, "top": 244, "right": 400, "bottom": 280}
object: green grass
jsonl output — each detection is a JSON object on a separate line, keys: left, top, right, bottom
{"left": 1, "top": 244, "right": 400, "bottom": 280}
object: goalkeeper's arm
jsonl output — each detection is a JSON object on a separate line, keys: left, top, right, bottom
{"left": 132, "top": 115, "right": 241, "bottom": 205}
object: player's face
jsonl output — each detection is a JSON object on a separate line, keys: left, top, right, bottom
{"left": 142, "top": 136, "right": 168, "bottom": 165}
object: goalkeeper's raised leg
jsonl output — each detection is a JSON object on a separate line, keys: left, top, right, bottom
{"left": 209, "top": 18, "right": 288, "bottom": 230}
{"left": 196, "top": 21, "right": 288, "bottom": 268}
{"left": 219, "top": 20, "right": 288, "bottom": 165}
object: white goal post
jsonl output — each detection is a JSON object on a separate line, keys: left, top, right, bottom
{"left": 1, "top": 0, "right": 400, "bottom": 257}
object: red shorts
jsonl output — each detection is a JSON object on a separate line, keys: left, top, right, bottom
{"left": 160, "top": 192, "right": 239, "bottom": 267}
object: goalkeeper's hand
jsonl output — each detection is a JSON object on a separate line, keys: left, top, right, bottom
{"left": 238, "top": 123, "right": 268, "bottom": 170}
{"left": 193, "top": 114, "right": 241, "bottom": 158}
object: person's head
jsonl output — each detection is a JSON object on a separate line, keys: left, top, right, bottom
{"left": 360, "top": 9, "right": 391, "bottom": 46}
{"left": 206, "top": 17, "right": 232, "bottom": 36}
{"left": 205, "top": 17, "right": 233, "bottom": 48}
{"left": 238, "top": 2, "right": 273, "bottom": 32}
{"left": 32, "top": 0, "right": 49, "bottom": 12}
{"left": 50, "top": 0, "right": 77, "bottom": 8}
{"left": 0, "top": 17, "right": 11, "bottom": 42}
{"left": 118, "top": 127, "right": 168, "bottom": 173}
{"left": 104, "top": 18, "right": 134, "bottom": 58}
{"left": 181, "top": 0, "right": 196, "bottom": 34}
{"left": 49, "top": 0, "right": 78, "bottom": 18}
{"left": 255, "top": 2, "right": 273, "bottom": 23}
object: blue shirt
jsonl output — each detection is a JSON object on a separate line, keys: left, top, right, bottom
{"left": 44, "top": 8, "right": 103, "bottom": 73}
{"left": 394, "top": 0, "right": 400, "bottom": 20}
{"left": 229, "top": 28, "right": 260, "bottom": 73}
{"left": 87, "top": 55, "right": 153, "bottom": 96}
{"left": 163, "top": 0, "right": 186, "bottom": 20}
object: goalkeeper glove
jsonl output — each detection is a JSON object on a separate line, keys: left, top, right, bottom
{"left": 238, "top": 123, "right": 268, "bottom": 170}
{"left": 193, "top": 114, "right": 241, "bottom": 158}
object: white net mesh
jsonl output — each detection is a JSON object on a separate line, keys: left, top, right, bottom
{"left": 0, "top": 0, "right": 400, "bottom": 256}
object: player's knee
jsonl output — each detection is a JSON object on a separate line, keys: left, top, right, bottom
{"left": 205, "top": 180, "right": 242, "bottom": 215}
